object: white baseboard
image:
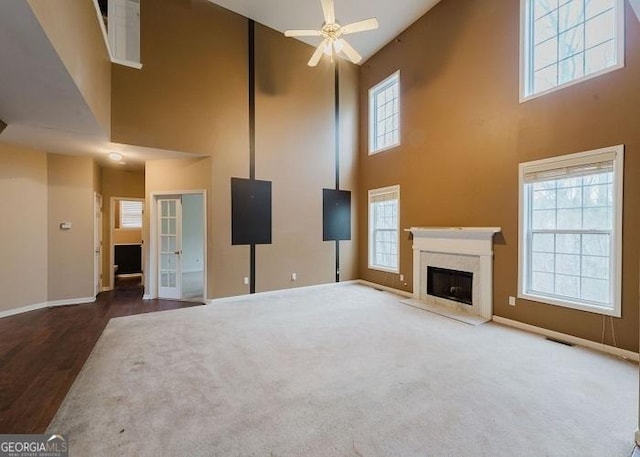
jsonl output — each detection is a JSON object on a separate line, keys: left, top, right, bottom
{"left": 206, "top": 280, "right": 360, "bottom": 305}
{"left": 492, "top": 316, "right": 639, "bottom": 362}
{"left": 0, "top": 301, "right": 49, "bottom": 319}
{"left": 357, "top": 280, "right": 414, "bottom": 298}
{"left": 142, "top": 294, "right": 153, "bottom": 300}
{"left": 0, "top": 296, "right": 96, "bottom": 319}
{"left": 116, "top": 273, "right": 142, "bottom": 278}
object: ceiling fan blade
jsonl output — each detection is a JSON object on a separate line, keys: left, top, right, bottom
{"left": 340, "top": 17, "right": 379, "bottom": 35}
{"left": 339, "top": 39, "right": 362, "bottom": 64}
{"left": 320, "top": 0, "right": 335, "bottom": 24}
{"left": 284, "top": 29, "right": 322, "bottom": 37}
{"left": 308, "top": 39, "right": 328, "bottom": 66}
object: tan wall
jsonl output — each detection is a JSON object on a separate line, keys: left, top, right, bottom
{"left": 111, "top": 0, "right": 247, "bottom": 155}
{"left": 47, "top": 154, "right": 96, "bottom": 301}
{"left": 101, "top": 168, "right": 145, "bottom": 288}
{"left": 115, "top": 1, "right": 360, "bottom": 300}
{"left": 27, "top": 0, "right": 111, "bottom": 135}
{"left": 254, "top": 25, "right": 359, "bottom": 291}
{"left": 0, "top": 144, "right": 48, "bottom": 312}
{"left": 359, "top": 0, "right": 640, "bottom": 351}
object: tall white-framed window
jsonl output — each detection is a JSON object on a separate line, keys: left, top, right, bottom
{"left": 518, "top": 145, "right": 624, "bottom": 317}
{"left": 520, "top": 0, "right": 624, "bottom": 101}
{"left": 368, "top": 185, "right": 400, "bottom": 273}
{"left": 120, "top": 200, "right": 143, "bottom": 229}
{"left": 369, "top": 71, "right": 400, "bottom": 154}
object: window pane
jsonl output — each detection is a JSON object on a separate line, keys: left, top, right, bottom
{"left": 582, "top": 233, "right": 610, "bottom": 256}
{"left": 532, "top": 209, "right": 556, "bottom": 229}
{"left": 532, "top": 233, "right": 555, "bottom": 253}
{"left": 532, "top": 189, "right": 556, "bottom": 209}
{"left": 556, "top": 274, "right": 580, "bottom": 298}
{"left": 532, "top": 272, "right": 555, "bottom": 293}
{"left": 534, "top": 64, "right": 558, "bottom": 93}
{"left": 583, "top": 207, "right": 611, "bottom": 230}
{"left": 534, "top": 38, "right": 559, "bottom": 70}
{"left": 559, "top": 0, "right": 584, "bottom": 32}
{"left": 556, "top": 253, "right": 580, "bottom": 275}
{"left": 557, "top": 186, "right": 582, "bottom": 208}
{"left": 559, "top": 53, "right": 584, "bottom": 84}
{"left": 534, "top": 0, "right": 559, "bottom": 20}
{"left": 582, "top": 255, "right": 609, "bottom": 280}
{"left": 559, "top": 24, "right": 584, "bottom": 59}
{"left": 581, "top": 277, "right": 609, "bottom": 303}
{"left": 534, "top": 12, "right": 558, "bottom": 44}
{"left": 585, "top": 9, "right": 615, "bottom": 49}
{"left": 582, "top": 184, "right": 611, "bottom": 207}
{"left": 556, "top": 233, "right": 580, "bottom": 254}
{"left": 586, "top": 0, "right": 614, "bottom": 18}
{"left": 585, "top": 40, "right": 616, "bottom": 75}
{"left": 557, "top": 208, "right": 582, "bottom": 229}
{"left": 532, "top": 252, "right": 555, "bottom": 273}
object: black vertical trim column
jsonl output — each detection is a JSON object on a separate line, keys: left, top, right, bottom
{"left": 249, "top": 20, "right": 256, "bottom": 181}
{"left": 249, "top": 19, "right": 256, "bottom": 293}
{"left": 334, "top": 61, "right": 340, "bottom": 282}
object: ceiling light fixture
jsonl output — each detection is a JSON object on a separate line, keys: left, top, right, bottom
{"left": 108, "top": 152, "right": 123, "bottom": 162}
{"left": 284, "top": 0, "right": 379, "bottom": 67}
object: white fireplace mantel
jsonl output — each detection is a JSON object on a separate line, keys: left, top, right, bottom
{"left": 406, "top": 227, "right": 501, "bottom": 320}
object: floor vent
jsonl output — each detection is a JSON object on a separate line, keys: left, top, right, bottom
{"left": 546, "top": 337, "right": 574, "bottom": 347}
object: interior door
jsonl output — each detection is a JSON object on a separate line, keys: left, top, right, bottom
{"left": 158, "top": 198, "right": 182, "bottom": 299}
{"left": 94, "top": 193, "right": 103, "bottom": 296}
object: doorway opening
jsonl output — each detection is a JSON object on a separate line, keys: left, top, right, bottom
{"left": 150, "top": 191, "right": 206, "bottom": 302}
{"left": 110, "top": 197, "right": 144, "bottom": 291}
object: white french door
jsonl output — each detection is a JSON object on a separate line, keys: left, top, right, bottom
{"left": 158, "top": 198, "right": 182, "bottom": 299}
{"left": 94, "top": 193, "right": 103, "bottom": 296}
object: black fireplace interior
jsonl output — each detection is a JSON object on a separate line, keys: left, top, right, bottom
{"left": 427, "top": 266, "right": 473, "bottom": 305}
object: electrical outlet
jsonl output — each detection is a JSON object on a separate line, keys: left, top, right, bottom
{"left": 291, "top": 273, "right": 297, "bottom": 281}
{"left": 400, "top": 274, "right": 404, "bottom": 282}
{"left": 508, "top": 296, "right": 516, "bottom": 306}
{"left": 243, "top": 277, "right": 249, "bottom": 285}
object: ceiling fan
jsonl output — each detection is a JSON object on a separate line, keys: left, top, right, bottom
{"left": 284, "top": 0, "right": 379, "bottom": 67}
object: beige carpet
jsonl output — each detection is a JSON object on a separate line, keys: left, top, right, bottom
{"left": 48, "top": 284, "right": 638, "bottom": 457}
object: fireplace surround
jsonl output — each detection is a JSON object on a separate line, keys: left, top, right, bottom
{"left": 407, "top": 227, "right": 501, "bottom": 319}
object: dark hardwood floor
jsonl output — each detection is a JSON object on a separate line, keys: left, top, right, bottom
{"left": 0, "top": 277, "right": 202, "bottom": 433}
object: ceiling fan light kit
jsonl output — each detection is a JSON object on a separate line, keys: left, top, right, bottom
{"left": 284, "top": 0, "right": 379, "bottom": 67}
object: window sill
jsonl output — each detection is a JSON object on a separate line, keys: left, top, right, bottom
{"left": 369, "top": 143, "right": 400, "bottom": 156}
{"left": 368, "top": 265, "right": 400, "bottom": 274}
{"left": 517, "top": 291, "right": 620, "bottom": 318}
{"left": 113, "top": 58, "right": 143, "bottom": 70}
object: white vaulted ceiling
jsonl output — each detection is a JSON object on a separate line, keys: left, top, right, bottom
{"left": 207, "top": 0, "right": 442, "bottom": 62}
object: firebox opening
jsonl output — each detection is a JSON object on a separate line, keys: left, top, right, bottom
{"left": 427, "top": 266, "right": 473, "bottom": 306}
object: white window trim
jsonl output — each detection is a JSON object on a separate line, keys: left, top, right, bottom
{"left": 517, "top": 145, "right": 624, "bottom": 317}
{"left": 91, "top": 0, "right": 143, "bottom": 69}
{"left": 368, "top": 185, "right": 401, "bottom": 274}
{"left": 368, "top": 71, "right": 401, "bottom": 155}
{"left": 519, "top": 0, "right": 625, "bottom": 103}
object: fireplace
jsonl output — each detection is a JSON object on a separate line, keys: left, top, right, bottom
{"left": 427, "top": 267, "right": 473, "bottom": 305}
{"left": 407, "top": 227, "right": 501, "bottom": 319}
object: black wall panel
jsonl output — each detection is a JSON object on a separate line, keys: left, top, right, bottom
{"left": 231, "top": 177, "right": 272, "bottom": 245}
{"left": 323, "top": 189, "right": 351, "bottom": 241}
